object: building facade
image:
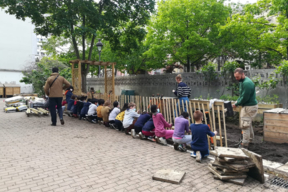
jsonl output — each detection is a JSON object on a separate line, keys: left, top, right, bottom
{"left": 0, "top": 9, "right": 36, "bottom": 93}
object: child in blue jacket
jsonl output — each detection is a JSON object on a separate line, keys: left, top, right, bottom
{"left": 190, "top": 110, "right": 217, "bottom": 163}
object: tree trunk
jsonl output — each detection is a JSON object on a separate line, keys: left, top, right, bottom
{"left": 286, "top": 46, "right": 288, "bottom": 60}
{"left": 259, "top": 52, "right": 262, "bottom": 69}
{"left": 81, "top": 15, "right": 87, "bottom": 93}
{"left": 71, "top": 24, "right": 80, "bottom": 59}
{"left": 217, "top": 56, "right": 221, "bottom": 71}
{"left": 187, "top": 56, "right": 190, "bottom": 72}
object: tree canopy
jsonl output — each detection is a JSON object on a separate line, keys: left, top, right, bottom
{"left": 144, "top": 0, "right": 231, "bottom": 72}
{"left": 1, "top": 0, "right": 155, "bottom": 91}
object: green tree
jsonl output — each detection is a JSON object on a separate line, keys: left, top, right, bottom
{"left": 20, "top": 58, "right": 71, "bottom": 96}
{"left": 221, "top": 61, "right": 240, "bottom": 96}
{"left": 144, "top": 0, "right": 231, "bottom": 72}
{"left": 218, "top": 0, "right": 286, "bottom": 68}
{"left": 201, "top": 62, "right": 218, "bottom": 95}
{"left": 2, "top": 0, "right": 155, "bottom": 91}
{"left": 275, "top": 60, "right": 288, "bottom": 107}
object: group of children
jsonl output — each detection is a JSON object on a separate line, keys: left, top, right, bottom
{"left": 61, "top": 89, "right": 218, "bottom": 162}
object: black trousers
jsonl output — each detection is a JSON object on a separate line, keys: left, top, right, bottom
{"left": 49, "top": 97, "right": 63, "bottom": 125}
{"left": 115, "top": 120, "right": 123, "bottom": 131}
{"left": 134, "top": 125, "right": 142, "bottom": 133}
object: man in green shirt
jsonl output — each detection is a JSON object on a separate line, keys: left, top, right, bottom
{"left": 232, "top": 68, "right": 258, "bottom": 148}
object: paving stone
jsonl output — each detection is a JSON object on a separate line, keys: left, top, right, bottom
{"left": 263, "top": 159, "right": 283, "bottom": 172}
{"left": 0, "top": 99, "right": 281, "bottom": 191}
{"left": 242, "top": 149, "right": 265, "bottom": 184}
{"left": 215, "top": 147, "right": 249, "bottom": 160}
{"left": 275, "top": 162, "right": 288, "bottom": 178}
{"left": 152, "top": 169, "right": 185, "bottom": 184}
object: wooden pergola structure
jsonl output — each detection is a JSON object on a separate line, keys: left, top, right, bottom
{"left": 69, "top": 59, "right": 116, "bottom": 101}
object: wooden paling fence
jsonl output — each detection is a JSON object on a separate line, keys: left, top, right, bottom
{"left": 96, "top": 94, "right": 228, "bottom": 147}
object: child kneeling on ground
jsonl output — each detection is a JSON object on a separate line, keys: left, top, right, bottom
{"left": 114, "top": 103, "right": 129, "bottom": 131}
{"left": 151, "top": 105, "right": 173, "bottom": 145}
{"left": 131, "top": 111, "right": 151, "bottom": 139}
{"left": 108, "top": 101, "right": 120, "bottom": 129}
{"left": 172, "top": 112, "right": 191, "bottom": 152}
{"left": 101, "top": 100, "right": 111, "bottom": 127}
{"left": 123, "top": 102, "right": 140, "bottom": 135}
{"left": 96, "top": 99, "right": 104, "bottom": 123}
{"left": 190, "top": 110, "right": 217, "bottom": 163}
{"left": 87, "top": 99, "right": 98, "bottom": 123}
{"left": 79, "top": 99, "right": 91, "bottom": 120}
{"left": 141, "top": 118, "right": 155, "bottom": 141}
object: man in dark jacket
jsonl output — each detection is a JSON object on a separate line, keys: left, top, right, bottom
{"left": 232, "top": 68, "right": 258, "bottom": 148}
{"left": 44, "top": 67, "right": 70, "bottom": 126}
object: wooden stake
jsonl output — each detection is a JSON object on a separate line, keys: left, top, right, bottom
{"left": 178, "top": 100, "right": 181, "bottom": 115}
{"left": 188, "top": 100, "right": 194, "bottom": 124}
{"left": 112, "top": 63, "right": 115, "bottom": 101}
{"left": 163, "top": 99, "right": 167, "bottom": 120}
{"left": 146, "top": 97, "right": 148, "bottom": 111}
{"left": 217, "top": 105, "right": 223, "bottom": 147}
{"left": 172, "top": 99, "right": 176, "bottom": 123}
{"left": 71, "top": 63, "right": 75, "bottom": 89}
{"left": 212, "top": 104, "right": 217, "bottom": 148}
{"left": 222, "top": 103, "right": 228, "bottom": 147}
{"left": 202, "top": 103, "right": 207, "bottom": 125}
{"left": 104, "top": 65, "right": 107, "bottom": 95}
{"left": 168, "top": 99, "right": 171, "bottom": 124}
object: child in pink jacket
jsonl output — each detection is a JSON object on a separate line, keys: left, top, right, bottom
{"left": 151, "top": 105, "right": 173, "bottom": 145}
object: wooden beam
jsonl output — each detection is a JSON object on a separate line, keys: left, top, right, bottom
{"left": 112, "top": 63, "right": 115, "bottom": 101}
{"left": 104, "top": 65, "right": 107, "bottom": 95}
{"left": 69, "top": 59, "right": 117, "bottom": 66}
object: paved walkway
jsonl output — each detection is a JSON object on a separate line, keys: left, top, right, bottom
{"left": 0, "top": 99, "right": 286, "bottom": 192}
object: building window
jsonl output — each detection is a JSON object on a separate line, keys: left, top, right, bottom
{"left": 37, "top": 52, "right": 39, "bottom": 55}
{"left": 41, "top": 52, "right": 45, "bottom": 56}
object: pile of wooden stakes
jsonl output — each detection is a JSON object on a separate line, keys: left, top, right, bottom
{"left": 114, "top": 95, "right": 228, "bottom": 147}
{"left": 209, "top": 147, "right": 264, "bottom": 185}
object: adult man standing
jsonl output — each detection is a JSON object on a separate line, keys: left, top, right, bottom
{"left": 87, "top": 87, "right": 95, "bottom": 100}
{"left": 44, "top": 67, "right": 71, "bottom": 126}
{"left": 232, "top": 68, "right": 258, "bottom": 148}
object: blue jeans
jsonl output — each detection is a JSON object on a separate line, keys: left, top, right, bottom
{"left": 193, "top": 150, "right": 209, "bottom": 158}
{"left": 61, "top": 106, "right": 66, "bottom": 118}
{"left": 172, "top": 135, "right": 192, "bottom": 146}
{"left": 175, "top": 97, "right": 189, "bottom": 116}
{"left": 49, "top": 97, "right": 63, "bottom": 125}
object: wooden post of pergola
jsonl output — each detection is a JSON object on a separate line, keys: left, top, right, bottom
{"left": 69, "top": 59, "right": 116, "bottom": 101}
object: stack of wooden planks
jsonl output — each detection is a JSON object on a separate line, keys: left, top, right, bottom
{"left": 208, "top": 147, "right": 264, "bottom": 185}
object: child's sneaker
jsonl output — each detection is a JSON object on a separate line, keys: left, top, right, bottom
{"left": 91, "top": 120, "right": 97, "bottom": 124}
{"left": 155, "top": 136, "right": 160, "bottom": 143}
{"left": 147, "top": 136, "right": 155, "bottom": 142}
{"left": 196, "top": 151, "right": 202, "bottom": 162}
{"left": 159, "top": 137, "right": 167, "bottom": 145}
{"left": 139, "top": 132, "right": 146, "bottom": 140}
{"left": 190, "top": 152, "right": 196, "bottom": 158}
{"left": 131, "top": 129, "right": 136, "bottom": 139}
{"left": 178, "top": 144, "right": 185, "bottom": 152}
{"left": 111, "top": 124, "right": 118, "bottom": 130}
{"left": 174, "top": 143, "right": 179, "bottom": 151}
